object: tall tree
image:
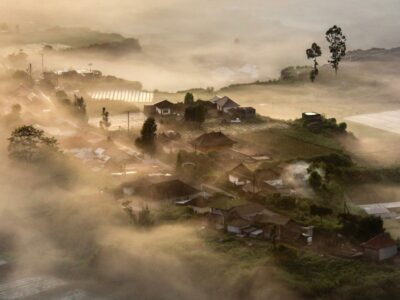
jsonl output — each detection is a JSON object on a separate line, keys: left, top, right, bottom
{"left": 306, "top": 43, "right": 322, "bottom": 82}
{"left": 184, "top": 104, "right": 206, "bottom": 124}
{"left": 100, "top": 107, "right": 111, "bottom": 129}
{"left": 8, "top": 125, "right": 58, "bottom": 162}
{"left": 184, "top": 92, "right": 194, "bottom": 105}
{"left": 74, "top": 95, "right": 87, "bottom": 121}
{"left": 325, "top": 25, "right": 347, "bottom": 75}
{"left": 139, "top": 117, "right": 157, "bottom": 145}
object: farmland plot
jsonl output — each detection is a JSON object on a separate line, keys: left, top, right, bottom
{"left": 346, "top": 110, "right": 400, "bottom": 135}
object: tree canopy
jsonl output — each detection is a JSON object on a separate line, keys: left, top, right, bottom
{"left": 140, "top": 117, "right": 157, "bottom": 144}
{"left": 184, "top": 104, "right": 206, "bottom": 124}
{"left": 339, "top": 213, "right": 384, "bottom": 241}
{"left": 73, "top": 95, "right": 87, "bottom": 121}
{"left": 100, "top": 107, "right": 111, "bottom": 129}
{"left": 306, "top": 43, "right": 322, "bottom": 82}
{"left": 326, "top": 25, "right": 347, "bottom": 74}
{"left": 8, "top": 125, "right": 58, "bottom": 162}
{"left": 184, "top": 92, "right": 194, "bottom": 105}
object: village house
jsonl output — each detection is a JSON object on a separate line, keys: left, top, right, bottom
{"left": 252, "top": 211, "right": 291, "bottom": 240}
{"left": 186, "top": 196, "right": 212, "bottom": 214}
{"left": 302, "top": 112, "right": 322, "bottom": 123}
{"left": 228, "top": 163, "right": 253, "bottom": 186}
{"left": 186, "top": 193, "right": 235, "bottom": 216}
{"left": 228, "top": 202, "right": 266, "bottom": 220}
{"left": 228, "top": 107, "right": 256, "bottom": 119}
{"left": 154, "top": 99, "right": 176, "bottom": 115}
{"left": 144, "top": 100, "right": 186, "bottom": 117}
{"left": 121, "top": 178, "right": 203, "bottom": 205}
{"left": 362, "top": 233, "right": 398, "bottom": 261}
{"left": 226, "top": 218, "right": 253, "bottom": 234}
{"left": 242, "top": 182, "right": 262, "bottom": 195}
{"left": 190, "top": 131, "right": 236, "bottom": 152}
{"left": 254, "top": 168, "right": 294, "bottom": 197}
{"left": 213, "top": 96, "right": 240, "bottom": 112}
{"left": 120, "top": 178, "right": 152, "bottom": 196}
{"left": 223, "top": 202, "right": 305, "bottom": 241}
{"left": 149, "top": 179, "right": 203, "bottom": 204}
{"left": 225, "top": 203, "right": 266, "bottom": 234}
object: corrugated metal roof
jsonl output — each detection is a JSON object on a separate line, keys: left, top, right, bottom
{"left": 88, "top": 89, "right": 154, "bottom": 103}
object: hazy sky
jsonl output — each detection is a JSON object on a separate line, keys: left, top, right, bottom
{"left": 1, "top": 0, "right": 400, "bottom": 49}
{"left": 1, "top": 0, "right": 400, "bottom": 90}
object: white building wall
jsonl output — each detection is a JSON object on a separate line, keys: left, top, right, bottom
{"left": 227, "top": 226, "right": 241, "bottom": 234}
{"left": 379, "top": 246, "right": 398, "bottom": 260}
{"left": 229, "top": 174, "right": 248, "bottom": 186}
{"left": 156, "top": 107, "right": 171, "bottom": 115}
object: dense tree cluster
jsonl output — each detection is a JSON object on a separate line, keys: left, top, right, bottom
{"left": 8, "top": 125, "right": 58, "bottom": 162}
{"left": 339, "top": 213, "right": 384, "bottom": 241}
{"left": 184, "top": 104, "right": 206, "bottom": 124}
{"left": 136, "top": 117, "right": 157, "bottom": 154}
{"left": 310, "top": 204, "right": 333, "bottom": 220}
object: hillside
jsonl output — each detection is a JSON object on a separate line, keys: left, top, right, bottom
{"left": 63, "top": 38, "right": 142, "bottom": 57}
{"left": 0, "top": 26, "right": 138, "bottom": 49}
{"left": 345, "top": 47, "right": 400, "bottom": 62}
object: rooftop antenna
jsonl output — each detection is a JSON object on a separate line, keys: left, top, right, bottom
{"left": 27, "top": 63, "right": 32, "bottom": 77}
{"left": 40, "top": 52, "right": 44, "bottom": 74}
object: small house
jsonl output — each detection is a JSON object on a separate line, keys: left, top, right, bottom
{"left": 228, "top": 163, "right": 253, "bottom": 186}
{"left": 187, "top": 193, "right": 235, "bottom": 215}
{"left": 158, "top": 130, "right": 181, "bottom": 143}
{"left": 154, "top": 100, "right": 175, "bottom": 115}
{"left": 149, "top": 179, "right": 202, "bottom": 204}
{"left": 226, "top": 218, "right": 252, "bottom": 234}
{"left": 252, "top": 211, "right": 291, "bottom": 240}
{"left": 362, "top": 233, "right": 398, "bottom": 261}
{"left": 213, "top": 96, "right": 240, "bottom": 112}
{"left": 229, "top": 107, "right": 256, "bottom": 119}
{"left": 190, "top": 131, "right": 236, "bottom": 152}
{"left": 186, "top": 196, "right": 212, "bottom": 214}
{"left": 242, "top": 182, "right": 262, "bottom": 194}
{"left": 120, "top": 178, "right": 151, "bottom": 196}
{"left": 302, "top": 112, "right": 322, "bottom": 123}
{"left": 227, "top": 203, "right": 266, "bottom": 221}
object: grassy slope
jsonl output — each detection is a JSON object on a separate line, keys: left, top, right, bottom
{"left": 205, "top": 231, "right": 400, "bottom": 300}
{"left": 237, "top": 125, "right": 343, "bottom": 162}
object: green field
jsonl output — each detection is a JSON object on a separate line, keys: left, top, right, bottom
{"left": 237, "top": 125, "right": 343, "bottom": 162}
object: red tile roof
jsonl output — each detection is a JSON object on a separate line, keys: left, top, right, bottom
{"left": 362, "top": 233, "right": 397, "bottom": 250}
{"left": 191, "top": 131, "right": 236, "bottom": 149}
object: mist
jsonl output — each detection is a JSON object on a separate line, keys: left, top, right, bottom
{"left": 1, "top": 2, "right": 400, "bottom": 299}
{"left": 1, "top": 0, "right": 400, "bottom": 90}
